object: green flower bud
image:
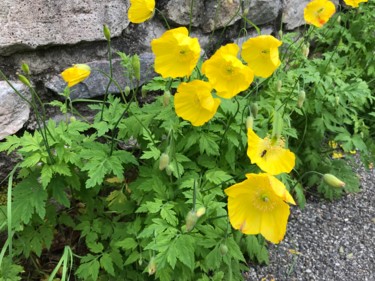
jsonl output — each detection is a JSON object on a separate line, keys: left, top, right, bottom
{"left": 297, "top": 90, "right": 306, "bottom": 108}
{"left": 141, "top": 86, "right": 147, "bottom": 98}
{"left": 335, "top": 96, "right": 340, "bottom": 106}
{"left": 185, "top": 210, "right": 198, "bottom": 232}
{"left": 69, "top": 116, "right": 77, "bottom": 123}
{"left": 337, "top": 15, "right": 341, "bottom": 24}
{"left": 302, "top": 44, "right": 310, "bottom": 58}
{"left": 323, "top": 174, "right": 345, "bottom": 188}
{"left": 125, "top": 86, "right": 131, "bottom": 96}
{"left": 18, "top": 74, "right": 31, "bottom": 87}
{"left": 277, "top": 80, "right": 282, "bottom": 92}
{"left": 159, "top": 153, "right": 170, "bottom": 171}
{"left": 147, "top": 257, "right": 157, "bottom": 275}
{"left": 246, "top": 115, "right": 254, "bottom": 130}
{"left": 21, "top": 62, "right": 30, "bottom": 75}
{"left": 272, "top": 111, "right": 283, "bottom": 140}
{"left": 103, "top": 24, "right": 111, "bottom": 41}
{"left": 196, "top": 207, "right": 206, "bottom": 218}
{"left": 163, "top": 90, "right": 171, "bottom": 107}
{"left": 131, "top": 55, "right": 141, "bottom": 81}
{"left": 219, "top": 244, "right": 228, "bottom": 256}
{"left": 250, "top": 103, "right": 258, "bottom": 118}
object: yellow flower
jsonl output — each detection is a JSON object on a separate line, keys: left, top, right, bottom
{"left": 332, "top": 151, "right": 343, "bottom": 159}
{"left": 304, "top": 0, "right": 336, "bottom": 28}
{"left": 241, "top": 35, "right": 282, "bottom": 78}
{"left": 202, "top": 43, "right": 254, "bottom": 99}
{"left": 247, "top": 128, "right": 295, "bottom": 175}
{"left": 343, "top": 0, "right": 368, "bottom": 8}
{"left": 151, "top": 27, "right": 201, "bottom": 78}
{"left": 61, "top": 64, "right": 91, "bottom": 87}
{"left": 225, "top": 173, "right": 296, "bottom": 244}
{"left": 174, "top": 80, "right": 220, "bottom": 126}
{"left": 128, "top": 0, "right": 155, "bottom": 24}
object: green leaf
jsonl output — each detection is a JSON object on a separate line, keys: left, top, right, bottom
{"left": 124, "top": 251, "right": 140, "bottom": 266}
{"left": 40, "top": 165, "right": 53, "bottom": 188}
{"left": 50, "top": 177, "right": 70, "bottom": 208}
{"left": 12, "top": 174, "right": 48, "bottom": 225}
{"left": 140, "top": 146, "right": 161, "bottom": 160}
{"left": 76, "top": 255, "right": 100, "bottom": 281}
{"left": 199, "top": 132, "right": 220, "bottom": 156}
{"left": 205, "top": 169, "right": 233, "bottom": 185}
{"left": 115, "top": 238, "right": 138, "bottom": 250}
{"left": 100, "top": 253, "right": 115, "bottom": 276}
{"left": 19, "top": 153, "right": 41, "bottom": 168}
{"left": 160, "top": 205, "right": 178, "bottom": 226}
{"left": 293, "top": 183, "right": 306, "bottom": 210}
{"left": 175, "top": 235, "right": 195, "bottom": 271}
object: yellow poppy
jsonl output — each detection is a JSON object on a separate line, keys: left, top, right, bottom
{"left": 304, "top": 0, "right": 336, "bottom": 28}
{"left": 174, "top": 80, "right": 220, "bottom": 126}
{"left": 225, "top": 173, "right": 296, "bottom": 244}
{"left": 202, "top": 43, "right": 254, "bottom": 99}
{"left": 151, "top": 27, "right": 201, "bottom": 78}
{"left": 241, "top": 35, "right": 282, "bottom": 78}
{"left": 247, "top": 128, "right": 295, "bottom": 175}
{"left": 128, "top": 0, "right": 155, "bottom": 24}
{"left": 343, "top": 0, "right": 368, "bottom": 7}
{"left": 61, "top": 64, "right": 91, "bottom": 87}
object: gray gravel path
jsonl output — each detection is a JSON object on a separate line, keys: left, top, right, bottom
{"left": 245, "top": 162, "right": 375, "bottom": 281}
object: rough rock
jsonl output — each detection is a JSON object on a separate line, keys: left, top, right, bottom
{"left": 282, "top": 0, "right": 340, "bottom": 30}
{"left": 45, "top": 52, "right": 156, "bottom": 99}
{"left": 244, "top": 0, "right": 282, "bottom": 26}
{"left": 234, "top": 26, "right": 274, "bottom": 47}
{"left": 161, "top": 0, "right": 205, "bottom": 27}
{"left": 0, "top": 81, "right": 30, "bottom": 140}
{"left": 202, "top": 0, "right": 242, "bottom": 33}
{"left": 0, "top": 0, "right": 129, "bottom": 56}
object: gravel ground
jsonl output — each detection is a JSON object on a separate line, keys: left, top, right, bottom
{"left": 245, "top": 161, "right": 375, "bottom": 281}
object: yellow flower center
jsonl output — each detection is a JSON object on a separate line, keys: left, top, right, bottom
{"left": 261, "top": 49, "right": 270, "bottom": 55}
{"left": 260, "top": 136, "right": 285, "bottom": 159}
{"left": 252, "top": 188, "right": 277, "bottom": 212}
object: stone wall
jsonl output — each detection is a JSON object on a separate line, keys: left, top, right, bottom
{"left": 0, "top": 0, "right": 338, "bottom": 139}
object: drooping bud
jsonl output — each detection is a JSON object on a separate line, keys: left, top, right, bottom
{"left": 278, "top": 30, "right": 283, "bottom": 39}
{"left": 21, "top": 62, "right": 30, "bottom": 75}
{"left": 302, "top": 44, "right": 310, "bottom": 58}
{"left": 277, "top": 80, "right": 282, "bottom": 92}
{"left": 18, "top": 74, "right": 32, "bottom": 87}
{"left": 297, "top": 90, "right": 306, "bottom": 108}
{"left": 335, "top": 96, "right": 340, "bottom": 106}
{"left": 246, "top": 116, "right": 254, "bottom": 130}
{"left": 147, "top": 257, "right": 157, "bottom": 275}
{"left": 131, "top": 55, "right": 141, "bottom": 81}
{"left": 196, "top": 207, "right": 206, "bottom": 218}
{"left": 159, "top": 153, "right": 170, "bottom": 171}
{"left": 272, "top": 111, "right": 283, "bottom": 140}
{"left": 69, "top": 116, "right": 77, "bottom": 123}
{"left": 323, "top": 174, "right": 345, "bottom": 188}
{"left": 250, "top": 103, "right": 258, "bottom": 118}
{"left": 185, "top": 210, "right": 198, "bottom": 232}
{"left": 219, "top": 244, "right": 228, "bottom": 256}
{"left": 103, "top": 24, "right": 111, "bottom": 41}
{"left": 163, "top": 90, "right": 171, "bottom": 107}
{"left": 337, "top": 15, "right": 341, "bottom": 24}
{"left": 125, "top": 86, "right": 131, "bottom": 96}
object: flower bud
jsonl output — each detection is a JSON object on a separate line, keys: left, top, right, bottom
{"left": 250, "top": 103, "right": 258, "bottom": 118}
{"left": 185, "top": 210, "right": 198, "bottom": 232}
{"left": 302, "top": 44, "right": 310, "bottom": 58}
{"left": 131, "top": 55, "right": 141, "bottom": 81}
{"left": 337, "top": 15, "right": 341, "bottom": 24}
{"left": 272, "top": 111, "right": 283, "bottom": 140}
{"left": 277, "top": 80, "right": 282, "bottom": 92}
{"left": 147, "top": 257, "right": 157, "bottom": 275}
{"left": 18, "top": 74, "right": 32, "bottom": 87}
{"left": 323, "top": 174, "right": 345, "bottom": 188}
{"left": 335, "top": 96, "right": 340, "bottom": 106}
{"left": 125, "top": 86, "right": 131, "bottom": 96}
{"left": 70, "top": 116, "right": 77, "bottom": 123}
{"left": 163, "top": 90, "right": 171, "bottom": 107}
{"left": 141, "top": 86, "right": 147, "bottom": 98}
{"left": 159, "top": 153, "right": 170, "bottom": 171}
{"left": 297, "top": 90, "right": 306, "bottom": 108}
{"left": 219, "top": 244, "right": 228, "bottom": 256}
{"left": 278, "top": 30, "right": 283, "bottom": 39}
{"left": 165, "top": 164, "right": 172, "bottom": 176}
{"left": 196, "top": 207, "right": 206, "bottom": 218}
{"left": 246, "top": 116, "right": 254, "bottom": 130}
{"left": 103, "top": 24, "right": 111, "bottom": 41}
{"left": 21, "top": 62, "right": 30, "bottom": 75}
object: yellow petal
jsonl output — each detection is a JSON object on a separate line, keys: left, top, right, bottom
{"left": 304, "top": 0, "right": 336, "bottom": 28}
{"left": 128, "top": 0, "right": 155, "bottom": 24}
{"left": 61, "top": 64, "right": 91, "bottom": 87}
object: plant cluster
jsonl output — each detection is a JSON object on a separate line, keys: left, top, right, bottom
{"left": 0, "top": 0, "right": 373, "bottom": 280}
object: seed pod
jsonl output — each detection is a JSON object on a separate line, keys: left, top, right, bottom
{"left": 159, "top": 153, "right": 170, "bottom": 171}
{"left": 297, "top": 90, "right": 306, "bottom": 108}
{"left": 246, "top": 116, "right": 254, "bottom": 130}
{"left": 185, "top": 210, "right": 198, "bottom": 232}
{"left": 103, "top": 24, "right": 111, "bottom": 41}
{"left": 220, "top": 244, "right": 228, "bottom": 255}
{"left": 323, "top": 174, "right": 345, "bottom": 188}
